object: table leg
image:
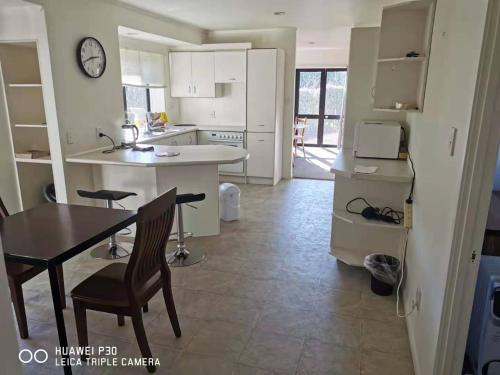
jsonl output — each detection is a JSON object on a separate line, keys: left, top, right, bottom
{"left": 48, "top": 265, "right": 72, "bottom": 375}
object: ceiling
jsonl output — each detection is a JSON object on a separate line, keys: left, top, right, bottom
{"left": 116, "top": 0, "right": 403, "bottom": 52}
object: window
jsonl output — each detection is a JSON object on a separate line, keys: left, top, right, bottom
{"left": 294, "top": 68, "right": 347, "bottom": 146}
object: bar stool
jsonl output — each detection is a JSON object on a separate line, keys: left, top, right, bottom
{"left": 167, "top": 193, "right": 206, "bottom": 267}
{"left": 77, "top": 189, "right": 137, "bottom": 259}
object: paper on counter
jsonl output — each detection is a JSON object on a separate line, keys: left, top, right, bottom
{"left": 354, "top": 165, "right": 378, "bottom": 174}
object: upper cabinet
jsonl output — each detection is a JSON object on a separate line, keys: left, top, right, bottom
{"left": 373, "top": 0, "right": 436, "bottom": 112}
{"left": 169, "top": 52, "right": 216, "bottom": 97}
{"left": 214, "top": 51, "right": 246, "bottom": 83}
{"left": 247, "top": 49, "right": 278, "bottom": 133}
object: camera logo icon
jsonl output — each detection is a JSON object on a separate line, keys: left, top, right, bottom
{"left": 18, "top": 349, "right": 49, "bottom": 364}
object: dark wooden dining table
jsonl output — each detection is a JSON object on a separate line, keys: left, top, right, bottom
{"left": 0, "top": 203, "right": 137, "bottom": 374}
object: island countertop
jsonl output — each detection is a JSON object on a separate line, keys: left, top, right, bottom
{"left": 66, "top": 144, "right": 249, "bottom": 167}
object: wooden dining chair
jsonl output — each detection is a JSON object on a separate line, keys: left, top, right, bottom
{"left": 294, "top": 117, "right": 307, "bottom": 157}
{"left": 71, "top": 188, "right": 181, "bottom": 373}
{"left": 0, "top": 197, "right": 66, "bottom": 339}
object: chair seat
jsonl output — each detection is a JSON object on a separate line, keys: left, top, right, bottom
{"left": 6, "top": 262, "right": 44, "bottom": 284}
{"left": 71, "top": 263, "right": 161, "bottom": 308}
{"left": 77, "top": 189, "right": 137, "bottom": 201}
{"left": 176, "top": 193, "right": 206, "bottom": 205}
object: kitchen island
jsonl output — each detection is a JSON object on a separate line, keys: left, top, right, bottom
{"left": 66, "top": 144, "right": 249, "bottom": 236}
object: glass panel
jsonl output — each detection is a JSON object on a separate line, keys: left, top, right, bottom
{"left": 302, "top": 119, "right": 319, "bottom": 144}
{"left": 298, "top": 71, "right": 321, "bottom": 115}
{"left": 325, "top": 70, "right": 347, "bottom": 116}
{"left": 323, "top": 119, "right": 341, "bottom": 146}
{"left": 149, "top": 88, "right": 166, "bottom": 112}
{"left": 124, "top": 86, "right": 148, "bottom": 110}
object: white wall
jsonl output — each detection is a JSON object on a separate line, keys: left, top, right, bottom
{"left": 403, "top": 1, "right": 489, "bottom": 374}
{"left": 296, "top": 48, "right": 348, "bottom": 68}
{"left": 342, "top": 27, "right": 405, "bottom": 148}
{"left": 493, "top": 149, "right": 500, "bottom": 191}
{"left": 206, "top": 28, "right": 297, "bottom": 179}
{"left": 28, "top": 0, "right": 205, "bottom": 203}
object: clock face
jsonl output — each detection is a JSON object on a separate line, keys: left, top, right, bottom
{"left": 77, "top": 37, "right": 106, "bottom": 78}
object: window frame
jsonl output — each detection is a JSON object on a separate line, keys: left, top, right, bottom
{"left": 122, "top": 85, "right": 151, "bottom": 112}
{"left": 294, "top": 68, "right": 347, "bottom": 147}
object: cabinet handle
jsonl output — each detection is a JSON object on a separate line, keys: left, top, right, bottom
{"left": 257, "top": 139, "right": 265, "bottom": 142}
{"left": 194, "top": 85, "right": 197, "bottom": 94}
{"left": 229, "top": 78, "right": 236, "bottom": 81}
{"left": 258, "top": 124, "right": 265, "bottom": 127}
{"left": 188, "top": 85, "right": 191, "bottom": 94}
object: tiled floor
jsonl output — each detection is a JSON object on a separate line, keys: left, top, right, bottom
{"left": 292, "top": 147, "right": 338, "bottom": 181}
{"left": 18, "top": 179, "right": 414, "bottom": 374}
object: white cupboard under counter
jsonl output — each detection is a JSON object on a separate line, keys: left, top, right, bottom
{"left": 66, "top": 145, "right": 249, "bottom": 237}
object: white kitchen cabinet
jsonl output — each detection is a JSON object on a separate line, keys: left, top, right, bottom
{"left": 246, "top": 132, "right": 275, "bottom": 178}
{"left": 247, "top": 49, "right": 278, "bottom": 133}
{"left": 169, "top": 52, "right": 215, "bottom": 98}
{"left": 214, "top": 51, "right": 246, "bottom": 83}
{"left": 191, "top": 52, "right": 215, "bottom": 97}
{"left": 145, "top": 131, "right": 197, "bottom": 146}
{"left": 169, "top": 52, "right": 192, "bottom": 97}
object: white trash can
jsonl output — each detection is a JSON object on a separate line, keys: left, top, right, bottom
{"left": 219, "top": 183, "right": 240, "bottom": 221}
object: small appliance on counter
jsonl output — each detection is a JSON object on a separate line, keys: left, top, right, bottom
{"left": 353, "top": 120, "right": 402, "bottom": 159}
{"left": 121, "top": 124, "right": 153, "bottom": 152}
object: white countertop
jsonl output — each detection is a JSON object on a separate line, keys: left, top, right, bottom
{"left": 66, "top": 144, "right": 249, "bottom": 167}
{"left": 330, "top": 149, "right": 413, "bottom": 183}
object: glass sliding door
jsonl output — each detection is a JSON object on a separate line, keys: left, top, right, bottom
{"left": 294, "top": 68, "right": 347, "bottom": 147}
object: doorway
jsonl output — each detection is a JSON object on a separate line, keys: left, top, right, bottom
{"left": 293, "top": 68, "right": 346, "bottom": 180}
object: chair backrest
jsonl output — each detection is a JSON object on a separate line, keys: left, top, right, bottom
{"left": 125, "top": 188, "right": 177, "bottom": 302}
{"left": 0, "top": 197, "right": 9, "bottom": 218}
{"left": 294, "top": 117, "right": 307, "bottom": 136}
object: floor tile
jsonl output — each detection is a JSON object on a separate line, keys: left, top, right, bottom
{"left": 361, "top": 319, "right": 411, "bottom": 357}
{"left": 297, "top": 339, "right": 360, "bottom": 375}
{"left": 238, "top": 329, "right": 304, "bottom": 373}
{"left": 361, "top": 350, "right": 414, "bottom": 375}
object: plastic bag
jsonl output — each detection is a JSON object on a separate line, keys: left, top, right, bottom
{"left": 364, "top": 254, "right": 401, "bottom": 285}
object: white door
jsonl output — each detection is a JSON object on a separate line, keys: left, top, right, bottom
{"left": 214, "top": 51, "right": 247, "bottom": 83}
{"left": 247, "top": 49, "right": 277, "bottom": 133}
{"left": 191, "top": 52, "right": 215, "bottom": 97}
{"left": 246, "top": 132, "right": 275, "bottom": 178}
{"left": 169, "top": 52, "right": 192, "bottom": 97}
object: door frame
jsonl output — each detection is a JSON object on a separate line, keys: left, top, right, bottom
{"left": 434, "top": 1, "right": 500, "bottom": 373}
{"left": 294, "top": 68, "right": 347, "bottom": 147}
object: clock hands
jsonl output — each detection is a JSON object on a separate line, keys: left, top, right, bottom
{"left": 83, "top": 56, "right": 100, "bottom": 63}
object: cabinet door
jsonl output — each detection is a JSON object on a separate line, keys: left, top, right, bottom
{"left": 191, "top": 52, "right": 215, "bottom": 97}
{"left": 169, "top": 52, "right": 192, "bottom": 97}
{"left": 214, "top": 51, "right": 247, "bottom": 83}
{"left": 247, "top": 49, "right": 277, "bottom": 133}
{"left": 246, "top": 132, "right": 275, "bottom": 178}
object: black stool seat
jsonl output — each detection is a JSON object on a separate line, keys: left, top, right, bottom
{"left": 176, "top": 193, "right": 205, "bottom": 205}
{"left": 77, "top": 190, "right": 137, "bottom": 201}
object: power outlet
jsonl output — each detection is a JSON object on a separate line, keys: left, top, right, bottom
{"left": 66, "top": 131, "right": 74, "bottom": 145}
{"left": 96, "top": 127, "right": 103, "bottom": 140}
{"left": 415, "top": 288, "right": 422, "bottom": 311}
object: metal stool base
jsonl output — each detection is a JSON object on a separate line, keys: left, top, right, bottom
{"left": 91, "top": 243, "right": 130, "bottom": 260}
{"left": 167, "top": 247, "right": 205, "bottom": 267}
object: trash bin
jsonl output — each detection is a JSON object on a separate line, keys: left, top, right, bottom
{"left": 43, "top": 183, "right": 56, "bottom": 203}
{"left": 219, "top": 183, "right": 240, "bottom": 221}
{"left": 364, "top": 254, "right": 401, "bottom": 296}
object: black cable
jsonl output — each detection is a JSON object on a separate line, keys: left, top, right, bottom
{"left": 401, "top": 127, "right": 416, "bottom": 201}
{"left": 99, "top": 132, "right": 116, "bottom": 154}
{"left": 346, "top": 197, "right": 404, "bottom": 225}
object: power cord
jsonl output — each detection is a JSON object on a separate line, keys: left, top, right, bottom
{"left": 397, "top": 230, "right": 417, "bottom": 318}
{"left": 346, "top": 197, "right": 404, "bottom": 225}
{"left": 99, "top": 132, "right": 116, "bottom": 154}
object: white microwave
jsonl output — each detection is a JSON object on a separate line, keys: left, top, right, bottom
{"left": 353, "top": 120, "right": 402, "bottom": 159}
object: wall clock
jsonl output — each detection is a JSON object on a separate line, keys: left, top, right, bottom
{"left": 77, "top": 37, "right": 106, "bottom": 78}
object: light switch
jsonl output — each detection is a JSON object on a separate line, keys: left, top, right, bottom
{"left": 66, "top": 131, "right": 74, "bottom": 144}
{"left": 448, "top": 127, "right": 457, "bottom": 156}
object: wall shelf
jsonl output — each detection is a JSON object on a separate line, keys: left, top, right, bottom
{"left": 373, "top": 107, "right": 420, "bottom": 113}
{"left": 8, "top": 83, "right": 42, "bottom": 88}
{"left": 14, "top": 123, "right": 47, "bottom": 128}
{"left": 377, "top": 56, "right": 426, "bottom": 63}
{"left": 15, "top": 156, "right": 52, "bottom": 164}
{"left": 333, "top": 209, "right": 405, "bottom": 230}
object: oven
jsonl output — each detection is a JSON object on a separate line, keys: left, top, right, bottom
{"left": 198, "top": 131, "right": 245, "bottom": 174}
